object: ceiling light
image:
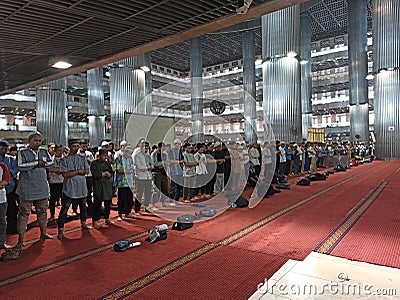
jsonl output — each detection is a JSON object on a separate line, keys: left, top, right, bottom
{"left": 300, "top": 60, "right": 309, "bottom": 65}
{"left": 67, "top": 105, "right": 73, "bottom": 109}
{"left": 140, "top": 66, "right": 150, "bottom": 72}
{"left": 52, "top": 61, "right": 72, "bottom": 69}
{"left": 365, "top": 74, "right": 374, "bottom": 80}
{"left": 255, "top": 59, "right": 263, "bottom": 65}
{"left": 105, "top": 71, "right": 110, "bottom": 77}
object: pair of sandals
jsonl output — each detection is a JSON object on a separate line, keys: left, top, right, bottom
{"left": 1, "top": 247, "right": 22, "bottom": 261}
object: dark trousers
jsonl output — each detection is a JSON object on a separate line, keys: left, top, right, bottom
{"left": 169, "top": 175, "right": 182, "bottom": 202}
{"left": 92, "top": 199, "right": 111, "bottom": 222}
{"left": 205, "top": 175, "right": 215, "bottom": 195}
{"left": 152, "top": 173, "right": 169, "bottom": 204}
{"left": 72, "top": 176, "right": 93, "bottom": 211}
{"left": 6, "top": 192, "right": 18, "bottom": 234}
{"left": 136, "top": 178, "right": 152, "bottom": 208}
{"left": 117, "top": 187, "right": 133, "bottom": 215}
{"left": 49, "top": 182, "right": 63, "bottom": 217}
{"left": 58, "top": 194, "right": 87, "bottom": 230}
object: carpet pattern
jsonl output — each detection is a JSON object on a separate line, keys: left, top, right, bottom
{"left": 2, "top": 161, "right": 399, "bottom": 299}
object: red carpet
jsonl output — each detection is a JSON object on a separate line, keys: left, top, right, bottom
{"left": 330, "top": 161, "right": 400, "bottom": 268}
{"left": 2, "top": 161, "right": 399, "bottom": 299}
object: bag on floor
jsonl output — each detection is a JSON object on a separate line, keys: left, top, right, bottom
{"left": 297, "top": 177, "right": 311, "bottom": 186}
{"left": 114, "top": 240, "right": 141, "bottom": 251}
{"left": 276, "top": 183, "right": 291, "bottom": 190}
{"left": 327, "top": 170, "right": 335, "bottom": 175}
{"left": 172, "top": 214, "right": 196, "bottom": 231}
{"left": 308, "top": 173, "right": 327, "bottom": 181}
{"left": 231, "top": 196, "right": 249, "bottom": 208}
{"left": 335, "top": 165, "right": 346, "bottom": 172}
{"left": 197, "top": 208, "right": 217, "bottom": 218}
{"left": 147, "top": 224, "right": 168, "bottom": 243}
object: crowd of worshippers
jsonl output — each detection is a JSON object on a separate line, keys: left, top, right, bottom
{"left": 274, "top": 140, "right": 375, "bottom": 177}
{"left": 0, "top": 132, "right": 274, "bottom": 259}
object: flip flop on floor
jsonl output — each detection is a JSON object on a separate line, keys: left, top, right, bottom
{"left": 1, "top": 247, "right": 22, "bottom": 261}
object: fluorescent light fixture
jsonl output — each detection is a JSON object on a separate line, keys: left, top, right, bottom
{"left": 140, "top": 65, "right": 150, "bottom": 72}
{"left": 300, "top": 60, "right": 309, "bottom": 65}
{"left": 287, "top": 51, "right": 297, "bottom": 58}
{"left": 52, "top": 61, "right": 72, "bottom": 69}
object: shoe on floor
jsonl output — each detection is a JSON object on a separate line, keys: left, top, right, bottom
{"left": 93, "top": 222, "right": 102, "bottom": 229}
{"left": 169, "top": 202, "right": 177, "bottom": 207}
{"left": 1, "top": 247, "right": 22, "bottom": 261}
{"left": 134, "top": 212, "right": 141, "bottom": 216}
{"left": 81, "top": 223, "right": 91, "bottom": 230}
{"left": 105, "top": 219, "right": 115, "bottom": 225}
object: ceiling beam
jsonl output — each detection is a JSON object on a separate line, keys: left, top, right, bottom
{"left": 0, "top": 0, "right": 309, "bottom": 96}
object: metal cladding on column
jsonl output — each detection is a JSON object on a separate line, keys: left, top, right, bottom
{"left": 36, "top": 79, "right": 67, "bottom": 146}
{"left": 87, "top": 67, "right": 105, "bottom": 147}
{"left": 373, "top": 0, "right": 400, "bottom": 159}
{"left": 300, "top": 13, "right": 312, "bottom": 141}
{"left": 262, "top": 5, "right": 302, "bottom": 143}
{"left": 190, "top": 37, "right": 204, "bottom": 143}
{"left": 109, "top": 57, "right": 145, "bottom": 144}
{"left": 242, "top": 30, "right": 257, "bottom": 144}
{"left": 348, "top": 0, "right": 369, "bottom": 142}
{"left": 144, "top": 52, "right": 153, "bottom": 115}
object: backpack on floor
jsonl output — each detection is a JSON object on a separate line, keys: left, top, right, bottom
{"left": 172, "top": 214, "right": 196, "bottom": 231}
{"left": 114, "top": 240, "right": 141, "bottom": 251}
{"left": 297, "top": 177, "right": 311, "bottom": 186}
{"left": 147, "top": 224, "right": 168, "bottom": 243}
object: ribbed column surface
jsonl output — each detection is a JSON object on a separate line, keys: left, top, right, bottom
{"left": 262, "top": 5, "right": 302, "bottom": 142}
{"left": 243, "top": 30, "right": 257, "bottom": 144}
{"left": 109, "top": 64, "right": 145, "bottom": 144}
{"left": 144, "top": 52, "right": 153, "bottom": 115}
{"left": 190, "top": 37, "right": 204, "bottom": 143}
{"left": 349, "top": 104, "right": 370, "bottom": 142}
{"left": 373, "top": 0, "right": 400, "bottom": 159}
{"left": 36, "top": 79, "right": 67, "bottom": 146}
{"left": 87, "top": 67, "right": 105, "bottom": 146}
{"left": 348, "top": 0, "right": 369, "bottom": 142}
{"left": 300, "top": 13, "right": 312, "bottom": 140}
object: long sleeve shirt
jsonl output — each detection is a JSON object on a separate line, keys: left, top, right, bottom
{"left": 133, "top": 151, "right": 153, "bottom": 180}
{"left": 16, "top": 147, "right": 53, "bottom": 201}
{"left": 90, "top": 159, "right": 113, "bottom": 201}
{"left": 0, "top": 154, "right": 17, "bottom": 193}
